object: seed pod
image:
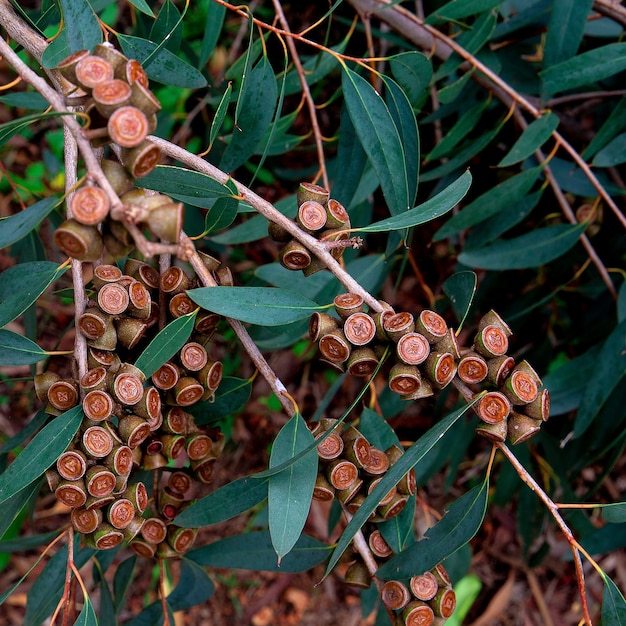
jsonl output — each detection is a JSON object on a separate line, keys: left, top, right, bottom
{"left": 197, "top": 360, "right": 223, "bottom": 392}
{"left": 363, "top": 447, "right": 390, "bottom": 476}
{"left": 367, "top": 478, "right": 397, "bottom": 507}
{"left": 86, "top": 465, "right": 116, "bottom": 497}
{"left": 122, "top": 516, "right": 145, "bottom": 543}
{"left": 34, "top": 372, "right": 61, "bottom": 402}
{"left": 378, "top": 493, "right": 408, "bottom": 520}
{"left": 368, "top": 529, "right": 392, "bottom": 558}
{"left": 267, "top": 220, "right": 292, "bottom": 242}
{"left": 45, "top": 469, "right": 62, "bottom": 492}
{"left": 309, "top": 312, "right": 339, "bottom": 341}
{"left": 146, "top": 202, "right": 184, "bottom": 242}
{"left": 423, "top": 352, "right": 457, "bottom": 389}
{"left": 503, "top": 370, "right": 539, "bottom": 405}
{"left": 396, "top": 332, "right": 431, "bottom": 366}
{"left": 70, "top": 185, "right": 110, "bottom": 226}
{"left": 345, "top": 494, "right": 377, "bottom": 519}
{"left": 312, "top": 473, "right": 335, "bottom": 501}
{"left": 161, "top": 266, "right": 190, "bottom": 295}
{"left": 326, "top": 459, "right": 359, "bottom": 490}
{"left": 93, "top": 43, "right": 127, "bottom": 72}
{"left": 130, "top": 538, "right": 156, "bottom": 558}
{"left": 92, "top": 522, "right": 124, "bottom": 550}
{"left": 71, "top": 507, "right": 102, "bottom": 534}
{"left": 402, "top": 600, "right": 435, "bottom": 626}
{"left": 133, "top": 387, "right": 162, "bottom": 424}
{"left": 194, "top": 311, "right": 221, "bottom": 338}
{"left": 128, "top": 80, "right": 161, "bottom": 115}
{"left": 173, "top": 377, "right": 204, "bottom": 406}
{"left": 107, "top": 105, "right": 149, "bottom": 147}
{"left": 83, "top": 389, "right": 115, "bottom": 421}
{"left": 475, "top": 419, "right": 508, "bottom": 442}
{"left": 123, "top": 482, "right": 149, "bottom": 513}
{"left": 169, "top": 293, "right": 196, "bottom": 318}
{"left": 120, "top": 140, "right": 161, "bottom": 178}
{"left": 297, "top": 182, "right": 329, "bottom": 207}
{"left": 279, "top": 239, "right": 311, "bottom": 270}
{"left": 47, "top": 379, "right": 79, "bottom": 411}
{"left": 523, "top": 388, "right": 550, "bottom": 421}
{"left": 512, "top": 360, "right": 542, "bottom": 387}
{"left": 382, "top": 580, "right": 411, "bottom": 611}
{"left": 57, "top": 49, "right": 90, "bottom": 84}
{"left": 125, "top": 280, "right": 151, "bottom": 319}
{"left": 416, "top": 310, "right": 448, "bottom": 344}
{"left": 168, "top": 526, "right": 197, "bottom": 554}
{"left": 54, "top": 219, "right": 104, "bottom": 261}
{"left": 55, "top": 479, "right": 88, "bottom": 508}
{"left": 112, "top": 371, "right": 144, "bottom": 406}
{"left": 343, "top": 312, "right": 376, "bottom": 346}
{"left": 397, "top": 468, "right": 417, "bottom": 496}
{"left": 161, "top": 434, "right": 186, "bottom": 460}
{"left": 430, "top": 587, "right": 456, "bottom": 618}
{"left": 333, "top": 294, "right": 364, "bottom": 320}
{"left": 381, "top": 312, "right": 412, "bottom": 342}
{"left": 474, "top": 324, "right": 509, "bottom": 358}
{"left": 163, "top": 407, "right": 188, "bottom": 434}
{"left": 86, "top": 320, "right": 118, "bottom": 351}
{"left": 81, "top": 366, "right": 109, "bottom": 392}
{"left": 486, "top": 355, "right": 515, "bottom": 387}
{"left": 105, "top": 445, "right": 133, "bottom": 476}
{"left": 319, "top": 329, "right": 351, "bottom": 363}
{"left": 118, "top": 361, "right": 147, "bottom": 382}
{"left": 96, "top": 282, "right": 128, "bottom": 316}
{"left": 75, "top": 55, "right": 114, "bottom": 90}
{"left": 159, "top": 486, "right": 185, "bottom": 520}
{"left": 315, "top": 431, "right": 344, "bottom": 460}
{"left": 93, "top": 265, "right": 123, "bottom": 292}
{"left": 152, "top": 362, "right": 180, "bottom": 391}
{"left": 410, "top": 572, "right": 439, "bottom": 601}
{"left": 116, "top": 59, "right": 149, "bottom": 87}
{"left": 144, "top": 436, "right": 163, "bottom": 456}
{"left": 57, "top": 449, "right": 88, "bottom": 481}
{"left": 118, "top": 414, "right": 151, "bottom": 448}
{"left": 141, "top": 516, "right": 168, "bottom": 544}
{"left": 389, "top": 363, "right": 422, "bottom": 396}
{"left": 106, "top": 498, "right": 135, "bottom": 529}
{"left": 168, "top": 471, "right": 192, "bottom": 496}
{"left": 91, "top": 78, "right": 132, "bottom": 117}
{"left": 87, "top": 348, "right": 121, "bottom": 372}
{"left": 191, "top": 456, "right": 216, "bottom": 483}
{"left": 344, "top": 561, "right": 371, "bottom": 589}
{"left": 342, "top": 427, "right": 371, "bottom": 468}
{"left": 325, "top": 198, "right": 350, "bottom": 229}
{"left": 431, "top": 563, "right": 451, "bottom": 587}
{"left": 457, "top": 351, "right": 488, "bottom": 384}
{"left": 476, "top": 391, "right": 511, "bottom": 424}
{"left": 508, "top": 412, "right": 542, "bottom": 444}
{"left": 297, "top": 200, "right": 327, "bottom": 232}
{"left": 478, "top": 309, "right": 512, "bottom": 337}
{"left": 179, "top": 342, "right": 208, "bottom": 372}
{"left": 347, "top": 346, "right": 379, "bottom": 378}
{"left": 186, "top": 433, "right": 214, "bottom": 461}
{"left": 336, "top": 477, "right": 364, "bottom": 505}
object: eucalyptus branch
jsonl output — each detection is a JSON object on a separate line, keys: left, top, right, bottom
{"left": 593, "top": 0, "right": 626, "bottom": 27}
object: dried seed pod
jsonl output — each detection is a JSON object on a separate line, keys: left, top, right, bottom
{"left": 121, "top": 140, "right": 161, "bottom": 178}
{"left": 116, "top": 59, "right": 149, "bottom": 87}
{"left": 416, "top": 310, "right": 448, "bottom": 344}
{"left": 112, "top": 371, "right": 144, "bottom": 406}
{"left": 93, "top": 43, "right": 127, "bottom": 72}
{"left": 478, "top": 309, "right": 512, "bottom": 337}
{"left": 326, "top": 459, "right": 359, "bottom": 490}
{"left": 85, "top": 492, "right": 116, "bottom": 511}
{"left": 191, "top": 456, "right": 216, "bottom": 483}
{"left": 118, "top": 414, "right": 151, "bottom": 448}
{"left": 279, "top": 239, "right": 311, "bottom": 270}
{"left": 123, "top": 482, "right": 149, "bottom": 513}
{"left": 81, "top": 366, "right": 109, "bottom": 393}
{"left": 342, "top": 427, "right": 371, "bottom": 468}
{"left": 129, "top": 80, "right": 161, "bottom": 115}
{"left": 47, "top": 379, "right": 79, "bottom": 411}
{"left": 54, "top": 219, "right": 104, "bottom": 261}
{"left": 133, "top": 386, "right": 162, "bottom": 423}
{"left": 144, "top": 436, "right": 163, "bottom": 456}
{"left": 146, "top": 202, "right": 184, "bottom": 242}
{"left": 141, "top": 516, "right": 168, "bottom": 544}
{"left": 312, "top": 473, "right": 335, "bottom": 501}
{"left": 130, "top": 538, "right": 156, "bottom": 558}
{"left": 107, "top": 498, "right": 136, "bottom": 529}
{"left": 345, "top": 494, "right": 376, "bottom": 519}
{"left": 159, "top": 486, "right": 185, "bottom": 520}
{"left": 115, "top": 317, "right": 148, "bottom": 350}
{"left": 55, "top": 479, "right": 88, "bottom": 508}
{"left": 93, "top": 264, "right": 124, "bottom": 291}
{"left": 57, "top": 449, "right": 88, "bottom": 481}
{"left": 86, "top": 320, "right": 118, "bottom": 351}
{"left": 92, "top": 523, "right": 124, "bottom": 550}
{"left": 168, "top": 471, "right": 192, "bottom": 496}
{"left": 508, "top": 412, "right": 542, "bottom": 444}
{"left": 122, "top": 516, "right": 145, "bottom": 542}
{"left": 86, "top": 465, "right": 116, "bottom": 497}
{"left": 378, "top": 493, "right": 408, "bottom": 520}
{"left": 367, "top": 478, "right": 396, "bottom": 507}
{"left": 297, "top": 200, "right": 327, "bottom": 231}
{"left": 389, "top": 363, "right": 422, "bottom": 396}
{"left": 57, "top": 49, "right": 90, "bottom": 84}
{"left": 87, "top": 347, "right": 121, "bottom": 372}
{"left": 457, "top": 351, "right": 488, "bottom": 384}
{"left": 34, "top": 372, "right": 61, "bottom": 402}
{"left": 97, "top": 282, "right": 129, "bottom": 315}
{"left": 397, "top": 468, "right": 417, "bottom": 496}
{"left": 168, "top": 293, "right": 196, "bottom": 318}
{"left": 113, "top": 473, "right": 129, "bottom": 494}
{"left": 92, "top": 78, "right": 132, "bottom": 117}
{"left": 267, "top": 220, "right": 292, "bottom": 242}
{"left": 333, "top": 293, "right": 364, "bottom": 319}
{"left": 152, "top": 362, "right": 181, "bottom": 391}
{"left": 126, "top": 279, "right": 151, "bottom": 319}
{"left": 362, "top": 447, "right": 390, "bottom": 476}
{"left": 197, "top": 360, "right": 223, "bottom": 392}
{"left": 173, "top": 377, "right": 204, "bottom": 406}
{"left": 423, "top": 352, "right": 457, "bottom": 389}
{"left": 368, "top": 529, "right": 392, "bottom": 558}
{"left": 167, "top": 526, "right": 197, "bottom": 554}
{"left": 402, "top": 600, "right": 435, "bottom": 626}
{"left": 83, "top": 389, "right": 115, "bottom": 421}
{"left": 194, "top": 311, "right": 221, "bottom": 337}
{"left": 343, "top": 312, "right": 376, "bottom": 346}
{"left": 325, "top": 198, "right": 350, "bottom": 228}
{"left": 410, "top": 572, "right": 439, "bottom": 601}
{"left": 434, "top": 328, "right": 460, "bottom": 359}
{"left": 486, "top": 355, "right": 515, "bottom": 387}
{"left": 71, "top": 507, "right": 102, "bottom": 534}
{"left": 512, "top": 360, "right": 542, "bottom": 387}
{"left": 344, "top": 561, "right": 371, "bottom": 589}
{"left": 161, "top": 266, "right": 190, "bottom": 295}
{"left": 163, "top": 407, "right": 189, "bottom": 434}
{"left": 161, "top": 434, "right": 186, "bottom": 460}
{"left": 502, "top": 370, "right": 539, "bottom": 405}
{"left": 70, "top": 185, "right": 110, "bottom": 226}
{"left": 523, "top": 388, "right": 550, "bottom": 421}
{"left": 476, "top": 391, "right": 511, "bottom": 424}
{"left": 123, "top": 259, "right": 158, "bottom": 288}
{"left": 431, "top": 564, "right": 451, "bottom": 587}
{"left": 186, "top": 433, "right": 214, "bottom": 461}
{"left": 315, "top": 431, "right": 344, "bottom": 460}
{"left": 309, "top": 312, "right": 339, "bottom": 342}
{"left": 118, "top": 361, "right": 147, "bottom": 382}
{"left": 335, "top": 478, "right": 363, "bottom": 505}
{"left": 318, "top": 329, "right": 351, "bottom": 363}
{"left": 297, "top": 182, "right": 329, "bottom": 207}
{"left": 430, "top": 587, "right": 456, "bottom": 619}
{"left": 396, "top": 332, "right": 431, "bottom": 366}
{"left": 75, "top": 55, "right": 114, "bottom": 90}
{"left": 105, "top": 445, "right": 133, "bottom": 476}
{"left": 180, "top": 342, "right": 208, "bottom": 372}
{"left": 107, "top": 105, "right": 149, "bottom": 147}
{"left": 474, "top": 324, "right": 509, "bottom": 358}
{"left": 475, "top": 419, "right": 507, "bottom": 442}
{"left": 382, "top": 580, "right": 411, "bottom": 611}
{"left": 384, "top": 312, "right": 415, "bottom": 342}
{"left": 347, "top": 346, "right": 379, "bottom": 378}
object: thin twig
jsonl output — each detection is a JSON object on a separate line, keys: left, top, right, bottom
{"left": 60, "top": 529, "right": 74, "bottom": 626}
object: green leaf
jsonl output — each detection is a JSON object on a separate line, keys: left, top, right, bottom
{"left": 187, "top": 531, "right": 331, "bottom": 573}
{"left": 58, "top": 0, "right": 102, "bottom": 54}
{"left": 584, "top": 97, "right": 626, "bottom": 160}
{"left": 543, "top": 0, "right": 595, "bottom": 68}
{"left": 442, "top": 271, "right": 477, "bottom": 329}
{"left": 190, "top": 376, "right": 252, "bottom": 425}
{"left": 601, "top": 574, "right": 626, "bottom": 626}
{"left": 113, "top": 556, "right": 136, "bottom": 613}
{"left": 0, "top": 92, "right": 48, "bottom": 110}
{"left": 41, "top": 33, "right": 72, "bottom": 69}
{"left": 0, "top": 480, "right": 41, "bottom": 539}
{"left": 127, "top": 0, "right": 154, "bottom": 17}
{"left": 0, "top": 262, "right": 67, "bottom": 328}
{"left": 324, "top": 401, "right": 476, "bottom": 577}
{"left": 357, "top": 170, "right": 471, "bottom": 233}
{"left": 377, "top": 478, "right": 489, "bottom": 580}
{"left": 0, "top": 530, "right": 59, "bottom": 552}
{"left": 574, "top": 319, "right": 626, "bottom": 437}
{"left": 204, "top": 195, "right": 238, "bottom": 234}
{"left": 208, "top": 81, "right": 232, "bottom": 152}
{"left": 0, "top": 408, "right": 48, "bottom": 453}
{"left": 619, "top": 281, "right": 626, "bottom": 324}
{"left": 75, "top": 596, "right": 98, "bottom": 626}
{"left": 0, "top": 198, "right": 58, "bottom": 249}
{"left": 174, "top": 476, "right": 268, "bottom": 527}
{"left": 168, "top": 558, "right": 215, "bottom": 611}
{"left": 425, "top": 0, "right": 502, "bottom": 23}
{"left": 458, "top": 223, "right": 586, "bottom": 270}
{"left": 592, "top": 132, "right": 626, "bottom": 167}
{"left": 541, "top": 43, "right": 626, "bottom": 99}
{"left": 0, "top": 112, "right": 73, "bottom": 148}
{"left": 220, "top": 56, "right": 278, "bottom": 172}
{"left": 133, "top": 311, "right": 197, "bottom": 378}
{"left": 117, "top": 34, "right": 207, "bottom": 88}
{"left": 498, "top": 113, "right": 560, "bottom": 167}
{"left": 602, "top": 503, "right": 626, "bottom": 524}
{"left": 434, "top": 166, "right": 542, "bottom": 240}
{"left": 137, "top": 165, "right": 234, "bottom": 207}
{"left": 150, "top": 1, "right": 182, "bottom": 53}
{"left": 199, "top": 1, "right": 226, "bottom": 68}
{"left": 268, "top": 414, "right": 317, "bottom": 561}
{"left": 0, "top": 330, "right": 48, "bottom": 366}
{"left": 0, "top": 406, "right": 83, "bottom": 506}
{"left": 389, "top": 52, "right": 432, "bottom": 107}
{"left": 342, "top": 66, "right": 410, "bottom": 215}
{"left": 187, "top": 287, "right": 322, "bottom": 326}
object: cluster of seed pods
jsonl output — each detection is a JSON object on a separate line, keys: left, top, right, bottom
{"left": 268, "top": 182, "right": 352, "bottom": 274}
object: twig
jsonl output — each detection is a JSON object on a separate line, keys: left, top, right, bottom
{"left": 159, "top": 559, "right": 171, "bottom": 626}
{"left": 61, "top": 529, "right": 74, "bottom": 626}
{"left": 593, "top": 0, "right": 626, "bottom": 27}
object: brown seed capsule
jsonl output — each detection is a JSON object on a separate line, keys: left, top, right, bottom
{"left": 197, "top": 360, "right": 223, "bottom": 392}
{"left": 161, "top": 266, "right": 190, "bottom": 294}
{"left": 327, "top": 459, "right": 359, "bottom": 490}
{"left": 118, "top": 361, "right": 147, "bottom": 382}
{"left": 319, "top": 329, "right": 351, "bottom": 363}
{"left": 416, "top": 310, "right": 448, "bottom": 344}
{"left": 475, "top": 419, "right": 508, "bottom": 442}
{"left": 126, "top": 280, "right": 151, "bottom": 319}
{"left": 163, "top": 407, "right": 188, "bottom": 434}
{"left": 474, "top": 324, "right": 509, "bottom": 358}
{"left": 144, "top": 436, "right": 163, "bottom": 456}
{"left": 34, "top": 372, "right": 61, "bottom": 402}
{"left": 423, "top": 352, "right": 457, "bottom": 388}
{"left": 382, "top": 580, "right": 411, "bottom": 611}
{"left": 81, "top": 367, "right": 110, "bottom": 393}
{"left": 75, "top": 55, "right": 114, "bottom": 90}
{"left": 315, "top": 431, "right": 344, "bottom": 460}
{"left": 180, "top": 342, "right": 208, "bottom": 372}
{"left": 476, "top": 391, "right": 511, "bottom": 424}
{"left": 57, "top": 49, "right": 91, "bottom": 84}
{"left": 169, "top": 292, "right": 196, "bottom": 318}
{"left": 410, "top": 572, "right": 439, "bottom": 601}
{"left": 93, "top": 43, "right": 127, "bottom": 72}
{"left": 129, "top": 80, "right": 161, "bottom": 115}
{"left": 92, "top": 78, "right": 132, "bottom": 117}
{"left": 168, "top": 471, "right": 192, "bottom": 496}
{"left": 384, "top": 311, "right": 415, "bottom": 342}
{"left": 297, "top": 181, "right": 330, "bottom": 207}
{"left": 141, "top": 517, "right": 168, "bottom": 544}
{"left": 347, "top": 346, "right": 379, "bottom": 378}
{"left": 123, "top": 482, "right": 148, "bottom": 513}
{"left": 54, "top": 219, "right": 104, "bottom": 261}
{"left": 430, "top": 587, "right": 456, "bottom": 618}
{"left": 431, "top": 563, "right": 451, "bottom": 587}
{"left": 279, "top": 239, "right": 311, "bottom": 270}
{"left": 297, "top": 200, "right": 327, "bottom": 232}
{"left": 312, "top": 473, "right": 335, "bottom": 501}
{"left": 94, "top": 264, "right": 124, "bottom": 290}
{"left": 47, "top": 380, "right": 79, "bottom": 411}
{"left": 159, "top": 486, "right": 185, "bottom": 520}
{"left": 402, "top": 600, "right": 435, "bottom": 626}
{"left": 107, "top": 498, "right": 136, "bottom": 529}
{"left": 397, "top": 468, "right": 417, "bottom": 496}
{"left": 508, "top": 412, "right": 542, "bottom": 444}
{"left": 55, "top": 479, "right": 87, "bottom": 508}
{"left": 112, "top": 372, "right": 144, "bottom": 406}
{"left": 478, "top": 309, "right": 512, "bottom": 337}
{"left": 325, "top": 198, "right": 350, "bottom": 229}
{"left": 87, "top": 347, "right": 121, "bottom": 372}
{"left": 168, "top": 526, "right": 197, "bottom": 554}
{"left": 343, "top": 312, "right": 376, "bottom": 346}
{"left": 174, "top": 377, "right": 204, "bottom": 407}
{"left": 434, "top": 328, "right": 461, "bottom": 359}
{"left": 457, "top": 351, "right": 488, "bottom": 384}
{"left": 503, "top": 370, "right": 539, "bottom": 405}
{"left": 378, "top": 493, "right": 408, "bottom": 520}
{"left": 121, "top": 140, "right": 161, "bottom": 178}
{"left": 368, "top": 529, "right": 392, "bottom": 558}
{"left": 100, "top": 160, "right": 135, "bottom": 197}
{"left": 397, "top": 332, "right": 431, "bottom": 366}
{"left": 363, "top": 447, "right": 390, "bottom": 476}
{"left": 267, "top": 220, "right": 292, "bottom": 242}
{"left": 192, "top": 456, "right": 216, "bottom": 483}
{"left": 116, "top": 59, "right": 149, "bottom": 87}
{"left": 98, "top": 282, "right": 129, "bottom": 315}
{"left": 118, "top": 414, "right": 151, "bottom": 448}
{"left": 71, "top": 507, "right": 102, "bottom": 534}
{"left": 336, "top": 478, "right": 363, "bottom": 505}
{"left": 367, "top": 478, "right": 397, "bottom": 507}
{"left": 523, "top": 388, "right": 550, "bottom": 421}
{"left": 86, "top": 465, "right": 116, "bottom": 497}
{"left": 122, "top": 516, "right": 145, "bottom": 543}
{"left": 186, "top": 433, "right": 214, "bottom": 461}
{"left": 130, "top": 538, "right": 156, "bottom": 558}
{"left": 92, "top": 522, "right": 124, "bottom": 550}
{"left": 342, "top": 427, "right": 371, "bottom": 468}
{"left": 70, "top": 185, "right": 110, "bottom": 226}
{"left": 152, "top": 362, "right": 180, "bottom": 391}
{"left": 105, "top": 445, "right": 133, "bottom": 476}
{"left": 57, "top": 449, "right": 88, "bottom": 481}
{"left": 83, "top": 389, "right": 115, "bottom": 421}
{"left": 161, "top": 434, "right": 186, "bottom": 459}
{"left": 146, "top": 201, "right": 184, "bottom": 242}
{"left": 389, "top": 363, "right": 422, "bottom": 396}
{"left": 344, "top": 561, "right": 371, "bottom": 589}
{"left": 333, "top": 293, "right": 364, "bottom": 319}
{"left": 133, "top": 387, "right": 162, "bottom": 425}
{"left": 108, "top": 105, "right": 149, "bottom": 148}
{"left": 309, "top": 312, "right": 339, "bottom": 342}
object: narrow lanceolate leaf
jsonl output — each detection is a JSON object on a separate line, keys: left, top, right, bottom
{"left": 541, "top": 43, "right": 626, "bottom": 99}
{"left": 458, "top": 223, "right": 586, "bottom": 270}
{"left": 187, "top": 532, "right": 331, "bottom": 573}
{"left": 188, "top": 287, "right": 322, "bottom": 326}
{"left": 167, "top": 559, "right": 215, "bottom": 612}
{"left": 425, "top": 0, "right": 502, "bottom": 23}
{"left": 543, "top": 0, "right": 595, "bottom": 68}
{"left": 269, "top": 414, "right": 317, "bottom": 561}
{"left": 199, "top": 0, "right": 226, "bottom": 68}
{"left": 324, "top": 400, "right": 477, "bottom": 578}
{"left": 574, "top": 319, "right": 626, "bottom": 438}
{"left": 209, "top": 81, "right": 232, "bottom": 151}
{"left": 358, "top": 170, "right": 471, "bottom": 233}
{"left": 74, "top": 596, "right": 98, "bottom": 626}
{"left": 113, "top": 556, "right": 137, "bottom": 614}
{"left": 220, "top": 56, "right": 278, "bottom": 172}
{"left": 0, "top": 480, "right": 41, "bottom": 539}
{"left": 0, "top": 262, "right": 67, "bottom": 328}
{"left": 0, "top": 406, "right": 84, "bottom": 506}
{"left": 0, "top": 330, "right": 48, "bottom": 366}
{"left": 133, "top": 311, "right": 197, "bottom": 378}
{"left": 342, "top": 67, "right": 410, "bottom": 215}
{"left": 377, "top": 478, "right": 489, "bottom": 580}
{"left": 389, "top": 51, "right": 432, "bottom": 106}
{"left": 602, "top": 503, "right": 626, "bottom": 524}
{"left": 205, "top": 195, "right": 238, "bottom": 234}
{"left": 138, "top": 165, "right": 234, "bottom": 207}
{"left": 442, "top": 271, "right": 477, "bottom": 329}
{"left": 0, "top": 112, "right": 72, "bottom": 148}
{"left": 592, "top": 133, "right": 626, "bottom": 167}
{"left": 58, "top": 0, "right": 102, "bottom": 54}
{"left": 601, "top": 574, "right": 626, "bottom": 626}
{"left": 498, "top": 113, "right": 560, "bottom": 167}
{"left": 0, "top": 197, "right": 58, "bottom": 249}
{"left": 174, "top": 476, "right": 269, "bottom": 527}
{"left": 127, "top": 0, "right": 154, "bottom": 17}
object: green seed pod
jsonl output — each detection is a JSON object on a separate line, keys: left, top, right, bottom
{"left": 507, "top": 411, "right": 542, "bottom": 444}
{"left": 54, "top": 219, "right": 104, "bottom": 261}
{"left": 297, "top": 181, "right": 329, "bottom": 207}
